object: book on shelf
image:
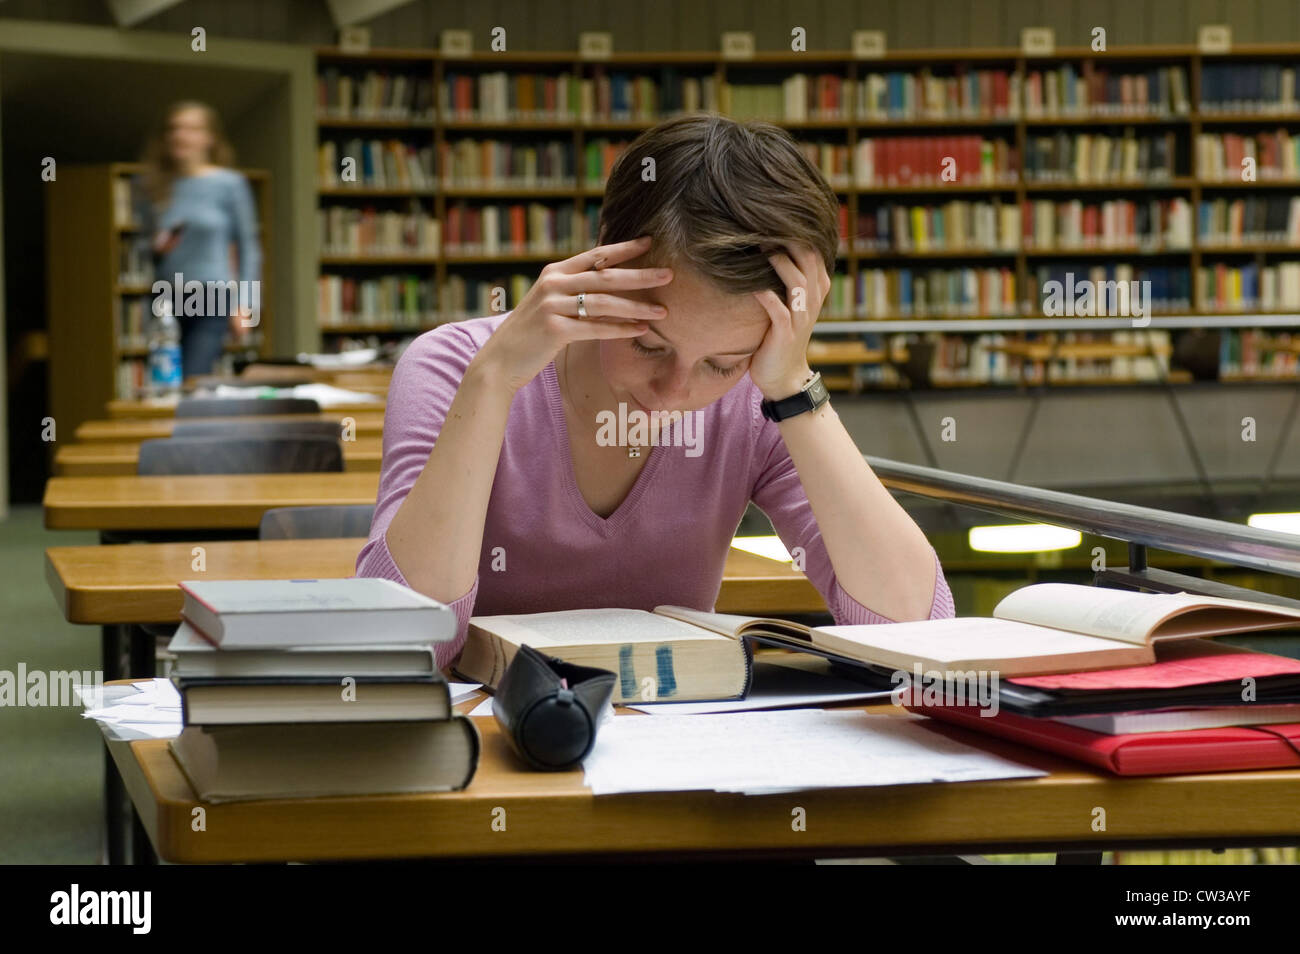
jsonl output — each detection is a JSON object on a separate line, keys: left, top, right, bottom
{"left": 1021, "top": 197, "right": 1192, "bottom": 251}
{"left": 856, "top": 199, "right": 1021, "bottom": 253}
{"left": 1023, "top": 130, "right": 1177, "bottom": 183}
{"left": 318, "top": 139, "right": 435, "bottom": 189}
{"left": 1219, "top": 329, "right": 1300, "bottom": 377}
{"left": 438, "top": 274, "right": 533, "bottom": 322}
{"left": 795, "top": 139, "right": 852, "bottom": 188}
{"left": 1022, "top": 64, "right": 1188, "bottom": 117}
{"left": 1200, "top": 63, "right": 1298, "bottom": 114}
{"left": 177, "top": 577, "right": 455, "bottom": 649}
{"left": 1197, "top": 195, "right": 1300, "bottom": 246}
{"left": 1031, "top": 263, "right": 1191, "bottom": 314}
{"left": 318, "top": 274, "right": 437, "bottom": 329}
{"left": 1198, "top": 262, "right": 1300, "bottom": 311}
{"left": 319, "top": 203, "right": 441, "bottom": 257}
{"left": 438, "top": 137, "right": 577, "bottom": 188}
{"left": 112, "top": 172, "right": 145, "bottom": 228}
{"left": 857, "top": 68, "right": 1019, "bottom": 121}
{"left": 317, "top": 67, "right": 434, "bottom": 121}
{"left": 856, "top": 266, "right": 1018, "bottom": 318}
{"left": 437, "top": 67, "right": 720, "bottom": 123}
{"left": 118, "top": 236, "right": 152, "bottom": 286}
{"left": 1198, "top": 130, "right": 1300, "bottom": 181}
{"left": 116, "top": 357, "right": 148, "bottom": 399}
{"left": 458, "top": 583, "right": 1300, "bottom": 704}
{"left": 443, "top": 200, "right": 588, "bottom": 256}
{"left": 441, "top": 70, "right": 580, "bottom": 122}
{"left": 855, "top": 135, "right": 1017, "bottom": 187}
{"left": 117, "top": 296, "right": 148, "bottom": 350}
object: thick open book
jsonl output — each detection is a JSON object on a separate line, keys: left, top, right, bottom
{"left": 459, "top": 583, "right": 1300, "bottom": 702}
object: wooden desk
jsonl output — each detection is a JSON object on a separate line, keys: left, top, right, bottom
{"left": 46, "top": 538, "right": 826, "bottom": 623}
{"left": 104, "top": 694, "right": 1300, "bottom": 863}
{"left": 74, "top": 412, "right": 385, "bottom": 443}
{"left": 107, "top": 397, "right": 386, "bottom": 419}
{"left": 54, "top": 438, "right": 384, "bottom": 476}
{"left": 44, "top": 472, "right": 381, "bottom": 531}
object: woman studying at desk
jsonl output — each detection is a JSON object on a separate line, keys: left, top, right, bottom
{"left": 356, "top": 114, "right": 954, "bottom": 669}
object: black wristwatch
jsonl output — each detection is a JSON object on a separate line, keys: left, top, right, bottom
{"left": 760, "top": 372, "right": 830, "bottom": 422}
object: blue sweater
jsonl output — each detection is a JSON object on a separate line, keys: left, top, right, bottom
{"left": 146, "top": 168, "right": 261, "bottom": 297}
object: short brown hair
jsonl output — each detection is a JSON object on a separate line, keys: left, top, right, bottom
{"left": 597, "top": 113, "right": 840, "bottom": 297}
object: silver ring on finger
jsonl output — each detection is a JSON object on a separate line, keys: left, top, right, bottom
{"left": 577, "top": 291, "right": 588, "bottom": 319}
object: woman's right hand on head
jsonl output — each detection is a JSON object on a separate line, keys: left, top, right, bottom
{"left": 473, "top": 235, "right": 673, "bottom": 394}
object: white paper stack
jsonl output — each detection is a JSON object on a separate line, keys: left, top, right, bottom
{"left": 581, "top": 709, "right": 1046, "bottom": 796}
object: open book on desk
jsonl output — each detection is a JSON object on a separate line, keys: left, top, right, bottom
{"left": 458, "top": 583, "right": 1300, "bottom": 704}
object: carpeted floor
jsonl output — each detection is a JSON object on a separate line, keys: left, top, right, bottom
{"left": 0, "top": 503, "right": 102, "bottom": 864}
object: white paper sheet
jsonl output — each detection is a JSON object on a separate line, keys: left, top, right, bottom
{"left": 448, "top": 682, "right": 482, "bottom": 704}
{"left": 581, "top": 709, "right": 1045, "bottom": 796}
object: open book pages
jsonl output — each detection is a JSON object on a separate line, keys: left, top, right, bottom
{"left": 993, "top": 582, "right": 1300, "bottom": 643}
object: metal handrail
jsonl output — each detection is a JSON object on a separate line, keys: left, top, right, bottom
{"left": 866, "top": 456, "right": 1300, "bottom": 579}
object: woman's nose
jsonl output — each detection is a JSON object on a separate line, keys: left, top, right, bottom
{"left": 650, "top": 362, "right": 691, "bottom": 405}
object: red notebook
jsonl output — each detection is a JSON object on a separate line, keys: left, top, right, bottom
{"left": 908, "top": 703, "right": 1300, "bottom": 776}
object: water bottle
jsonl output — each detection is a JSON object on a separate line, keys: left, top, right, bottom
{"left": 148, "top": 300, "right": 183, "bottom": 397}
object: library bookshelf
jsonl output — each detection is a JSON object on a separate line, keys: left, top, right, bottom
{"left": 313, "top": 43, "right": 1300, "bottom": 391}
{"left": 46, "top": 162, "right": 272, "bottom": 435}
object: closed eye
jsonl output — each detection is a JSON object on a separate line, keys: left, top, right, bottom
{"left": 631, "top": 338, "right": 743, "bottom": 377}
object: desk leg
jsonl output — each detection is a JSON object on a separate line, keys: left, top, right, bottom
{"left": 102, "top": 624, "right": 129, "bottom": 865}
{"left": 129, "top": 624, "right": 156, "bottom": 680}
{"left": 132, "top": 814, "right": 157, "bottom": 865}
{"left": 125, "top": 624, "right": 160, "bottom": 865}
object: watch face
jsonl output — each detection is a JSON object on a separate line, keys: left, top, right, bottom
{"left": 809, "top": 378, "right": 829, "bottom": 403}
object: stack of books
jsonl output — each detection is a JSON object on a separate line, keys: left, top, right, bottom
{"left": 167, "top": 578, "right": 477, "bottom": 803}
{"left": 890, "top": 583, "right": 1300, "bottom": 776}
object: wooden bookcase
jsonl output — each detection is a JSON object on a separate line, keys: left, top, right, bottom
{"left": 313, "top": 43, "right": 1300, "bottom": 390}
{"left": 46, "top": 162, "right": 272, "bottom": 435}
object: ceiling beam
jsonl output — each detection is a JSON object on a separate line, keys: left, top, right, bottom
{"left": 325, "top": 0, "right": 416, "bottom": 28}
{"left": 105, "top": 0, "right": 185, "bottom": 28}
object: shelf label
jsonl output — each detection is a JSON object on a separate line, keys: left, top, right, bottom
{"left": 1198, "top": 25, "right": 1232, "bottom": 54}
{"left": 441, "top": 29, "right": 472, "bottom": 57}
{"left": 721, "top": 32, "right": 756, "bottom": 60}
{"left": 1021, "top": 27, "right": 1055, "bottom": 57}
{"left": 1019, "top": 27, "right": 1050, "bottom": 56}
{"left": 579, "top": 32, "right": 613, "bottom": 59}
{"left": 852, "top": 31, "right": 887, "bottom": 59}
{"left": 338, "top": 26, "right": 369, "bottom": 53}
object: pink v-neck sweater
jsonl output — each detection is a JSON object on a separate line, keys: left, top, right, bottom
{"left": 355, "top": 313, "right": 955, "bottom": 668}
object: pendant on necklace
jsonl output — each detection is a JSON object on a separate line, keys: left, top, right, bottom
{"left": 628, "top": 446, "right": 641, "bottom": 459}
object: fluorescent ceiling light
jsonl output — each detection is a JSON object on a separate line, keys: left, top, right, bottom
{"left": 731, "top": 535, "right": 792, "bottom": 562}
{"left": 969, "top": 524, "right": 1081, "bottom": 553}
{"left": 1247, "top": 512, "right": 1300, "bottom": 535}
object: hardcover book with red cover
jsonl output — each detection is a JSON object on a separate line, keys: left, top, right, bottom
{"left": 907, "top": 702, "right": 1300, "bottom": 776}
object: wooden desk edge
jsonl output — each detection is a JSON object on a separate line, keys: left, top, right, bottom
{"left": 104, "top": 689, "right": 1300, "bottom": 864}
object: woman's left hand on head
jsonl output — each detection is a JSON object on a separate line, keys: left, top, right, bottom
{"left": 749, "top": 243, "right": 828, "bottom": 400}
